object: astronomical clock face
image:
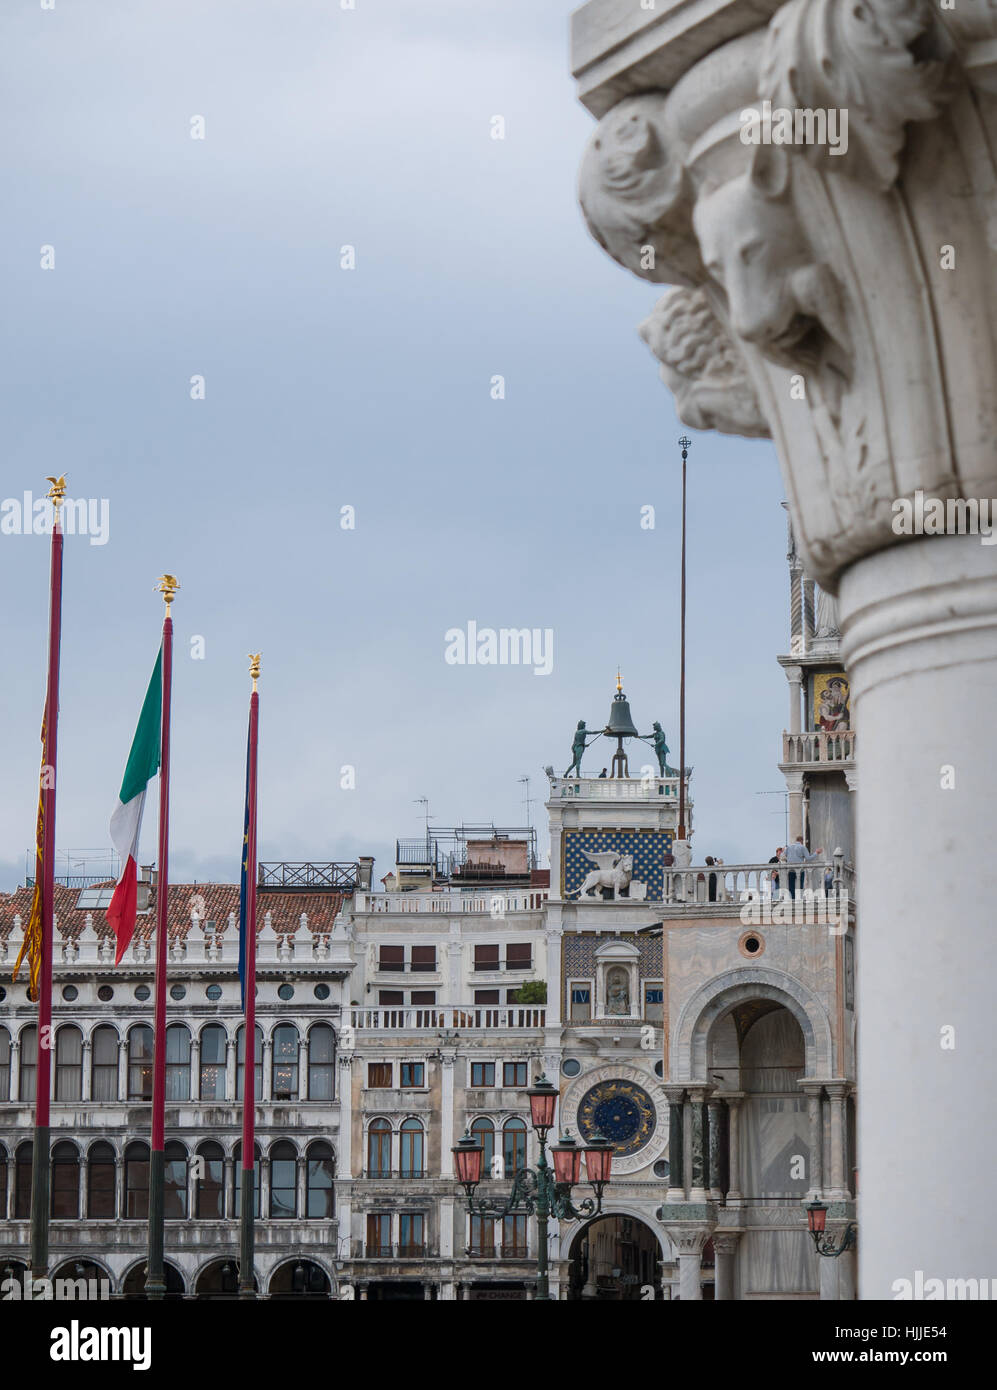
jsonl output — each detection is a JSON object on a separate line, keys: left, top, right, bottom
{"left": 577, "top": 1079, "right": 656, "bottom": 1159}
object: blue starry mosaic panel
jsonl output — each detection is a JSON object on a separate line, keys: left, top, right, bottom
{"left": 562, "top": 829, "right": 673, "bottom": 901}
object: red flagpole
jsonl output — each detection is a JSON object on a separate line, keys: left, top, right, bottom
{"left": 30, "top": 479, "right": 65, "bottom": 1279}
{"left": 146, "top": 575, "right": 178, "bottom": 1299}
{"left": 239, "top": 659, "right": 260, "bottom": 1299}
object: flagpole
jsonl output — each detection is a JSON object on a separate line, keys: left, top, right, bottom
{"left": 30, "top": 476, "right": 66, "bottom": 1280}
{"left": 677, "top": 437, "right": 690, "bottom": 843}
{"left": 146, "top": 574, "right": 178, "bottom": 1300}
{"left": 239, "top": 654, "right": 261, "bottom": 1299}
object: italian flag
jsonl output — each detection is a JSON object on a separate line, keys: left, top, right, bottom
{"left": 107, "top": 650, "right": 162, "bottom": 964}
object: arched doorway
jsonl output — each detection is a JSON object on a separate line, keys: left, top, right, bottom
{"left": 707, "top": 1001, "right": 817, "bottom": 1297}
{"left": 268, "top": 1259, "right": 332, "bottom": 1298}
{"left": 122, "top": 1261, "right": 186, "bottom": 1299}
{"left": 194, "top": 1259, "right": 258, "bottom": 1299}
{"left": 567, "top": 1215, "right": 662, "bottom": 1300}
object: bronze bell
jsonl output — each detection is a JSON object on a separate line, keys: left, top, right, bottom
{"left": 605, "top": 691, "right": 639, "bottom": 738}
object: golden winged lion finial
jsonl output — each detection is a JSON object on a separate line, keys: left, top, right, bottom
{"left": 249, "top": 653, "right": 262, "bottom": 687}
{"left": 46, "top": 475, "right": 67, "bottom": 506}
{"left": 155, "top": 575, "right": 181, "bottom": 611}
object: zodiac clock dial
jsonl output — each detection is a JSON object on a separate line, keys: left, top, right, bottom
{"left": 577, "top": 1079, "right": 656, "bottom": 1158}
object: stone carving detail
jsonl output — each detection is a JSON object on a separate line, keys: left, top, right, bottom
{"left": 638, "top": 288, "right": 769, "bottom": 438}
{"left": 578, "top": 851, "right": 634, "bottom": 900}
{"left": 759, "top": 0, "right": 951, "bottom": 189}
{"left": 576, "top": 0, "right": 993, "bottom": 588}
{"left": 578, "top": 93, "right": 701, "bottom": 286}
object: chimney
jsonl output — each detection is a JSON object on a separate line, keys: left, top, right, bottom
{"left": 136, "top": 864, "right": 156, "bottom": 912}
{"left": 357, "top": 856, "right": 375, "bottom": 891}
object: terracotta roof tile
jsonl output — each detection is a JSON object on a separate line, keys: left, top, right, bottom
{"left": 0, "top": 880, "right": 348, "bottom": 947}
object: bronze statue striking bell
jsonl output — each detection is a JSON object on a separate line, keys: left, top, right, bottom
{"left": 605, "top": 692, "right": 639, "bottom": 738}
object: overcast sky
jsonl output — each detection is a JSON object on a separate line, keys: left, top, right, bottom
{"left": 0, "top": 0, "right": 788, "bottom": 892}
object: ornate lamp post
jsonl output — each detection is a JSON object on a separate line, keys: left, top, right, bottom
{"left": 805, "top": 1198, "right": 856, "bottom": 1259}
{"left": 452, "top": 1075, "right": 613, "bottom": 1300}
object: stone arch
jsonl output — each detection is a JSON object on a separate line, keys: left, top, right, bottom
{"left": 557, "top": 1202, "right": 669, "bottom": 1263}
{"left": 673, "top": 967, "right": 832, "bottom": 1079}
{"left": 267, "top": 1257, "right": 335, "bottom": 1298}
{"left": 120, "top": 1257, "right": 187, "bottom": 1298}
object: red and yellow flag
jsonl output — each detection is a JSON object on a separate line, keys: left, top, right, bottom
{"left": 13, "top": 716, "right": 46, "bottom": 1001}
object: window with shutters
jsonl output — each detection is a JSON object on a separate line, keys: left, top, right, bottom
{"left": 411, "top": 945, "right": 436, "bottom": 972}
{"left": 473, "top": 943, "right": 499, "bottom": 972}
{"left": 367, "top": 1062, "right": 392, "bottom": 1089}
{"left": 506, "top": 942, "right": 532, "bottom": 970}
{"left": 378, "top": 945, "right": 404, "bottom": 971}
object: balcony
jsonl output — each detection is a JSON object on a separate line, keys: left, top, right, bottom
{"left": 781, "top": 729, "right": 855, "bottom": 767}
{"left": 662, "top": 859, "right": 855, "bottom": 911}
{"left": 347, "top": 1005, "right": 546, "bottom": 1033}
{"left": 361, "top": 1170, "right": 426, "bottom": 1181}
{"left": 355, "top": 1242, "right": 435, "bottom": 1260}
{"left": 355, "top": 891, "right": 547, "bottom": 915}
{"left": 548, "top": 774, "right": 690, "bottom": 802}
{"left": 464, "top": 1245, "right": 530, "bottom": 1260}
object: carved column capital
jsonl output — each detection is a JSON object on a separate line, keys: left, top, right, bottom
{"left": 576, "top": 0, "right": 997, "bottom": 589}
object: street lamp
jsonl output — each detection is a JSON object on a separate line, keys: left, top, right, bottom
{"left": 452, "top": 1074, "right": 613, "bottom": 1301}
{"left": 805, "top": 1198, "right": 856, "bottom": 1258}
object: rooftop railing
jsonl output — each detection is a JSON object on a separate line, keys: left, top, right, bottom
{"left": 548, "top": 774, "right": 690, "bottom": 801}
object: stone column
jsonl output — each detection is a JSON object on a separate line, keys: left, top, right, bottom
{"left": 261, "top": 1039, "right": 272, "bottom": 1102}
{"left": 572, "top": 0, "right": 997, "bottom": 1296}
{"left": 294, "top": 1155, "right": 306, "bottom": 1219}
{"left": 81, "top": 1039, "right": 91, "bottom": 1102}
{"left": 9, "top": 1039, "right": 19, "bottom": 1103}
{"left": 713, "top": 1233, "right": 741, "bottom": 1301}
{"left": 687, "top": 1086, "right": 707, "bottom": 1202}
{"left": 114, "top": 1156, "right": 124, "bottom": 1220}
{"left": 299, "top": 1035, "right": 309, "bottom": 1102}
{"left": 260, "top": 1152, "right": 271, "bottom": 1220}
{"left": 785, "top": 664, "right": 803, "bottom": 736}
{"left": 339, "top": 1061, "right": 354, "bottom": 1182}
{"left": 117, "top": 1036, "right": 127, "bottom": 1103}
{"left": 799, "top": 1082, "right": 825, "bottom": 1199}
{"left": 824, "top": 1081, "right": 850, "bottom": 1201}
{"left": 223, "top": 1153, "right": 234, "bottom": 1219}
{"left": 666, "top": 1227, "right": 709, "bottom": 1301}
{"left": 663, "top": 1086, "right": 685, "bottom": 1202}
{"left": 724, "top": 1092, "right": 744, "bottom": 1207}
{"left": 439, "top": 1051, "right": 456, "bottom": 1178}
{"left": 544, "top": 928, "right": 562, "bottom": 1027}
{"left": 707, "top": 1097, "right": 724, "bottom": 1201}
{"left": 189, "top": 1035, "right": 200, "bottom": 1103}
{"left": 784, "top": 771, "right": 805, "bottom": 846}
{"left": 225, "top": 1037, "right": 236, "bottom": 1102}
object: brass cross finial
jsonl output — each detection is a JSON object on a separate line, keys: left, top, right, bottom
{"left": 155, "top": 574, "right": 180, "bottom": 614}
{"left": 616, "top": 668, "right": 623, "bottom": 693}
{"left": 249, "top": 653, "right": 261, "bottom": 690}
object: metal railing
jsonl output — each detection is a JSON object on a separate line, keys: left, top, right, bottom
{"left": 258, "top": 862, "right": 361, "bottom": 892}
{"left": 361, "top": 1170, "right": 426, "bottom": 1181}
